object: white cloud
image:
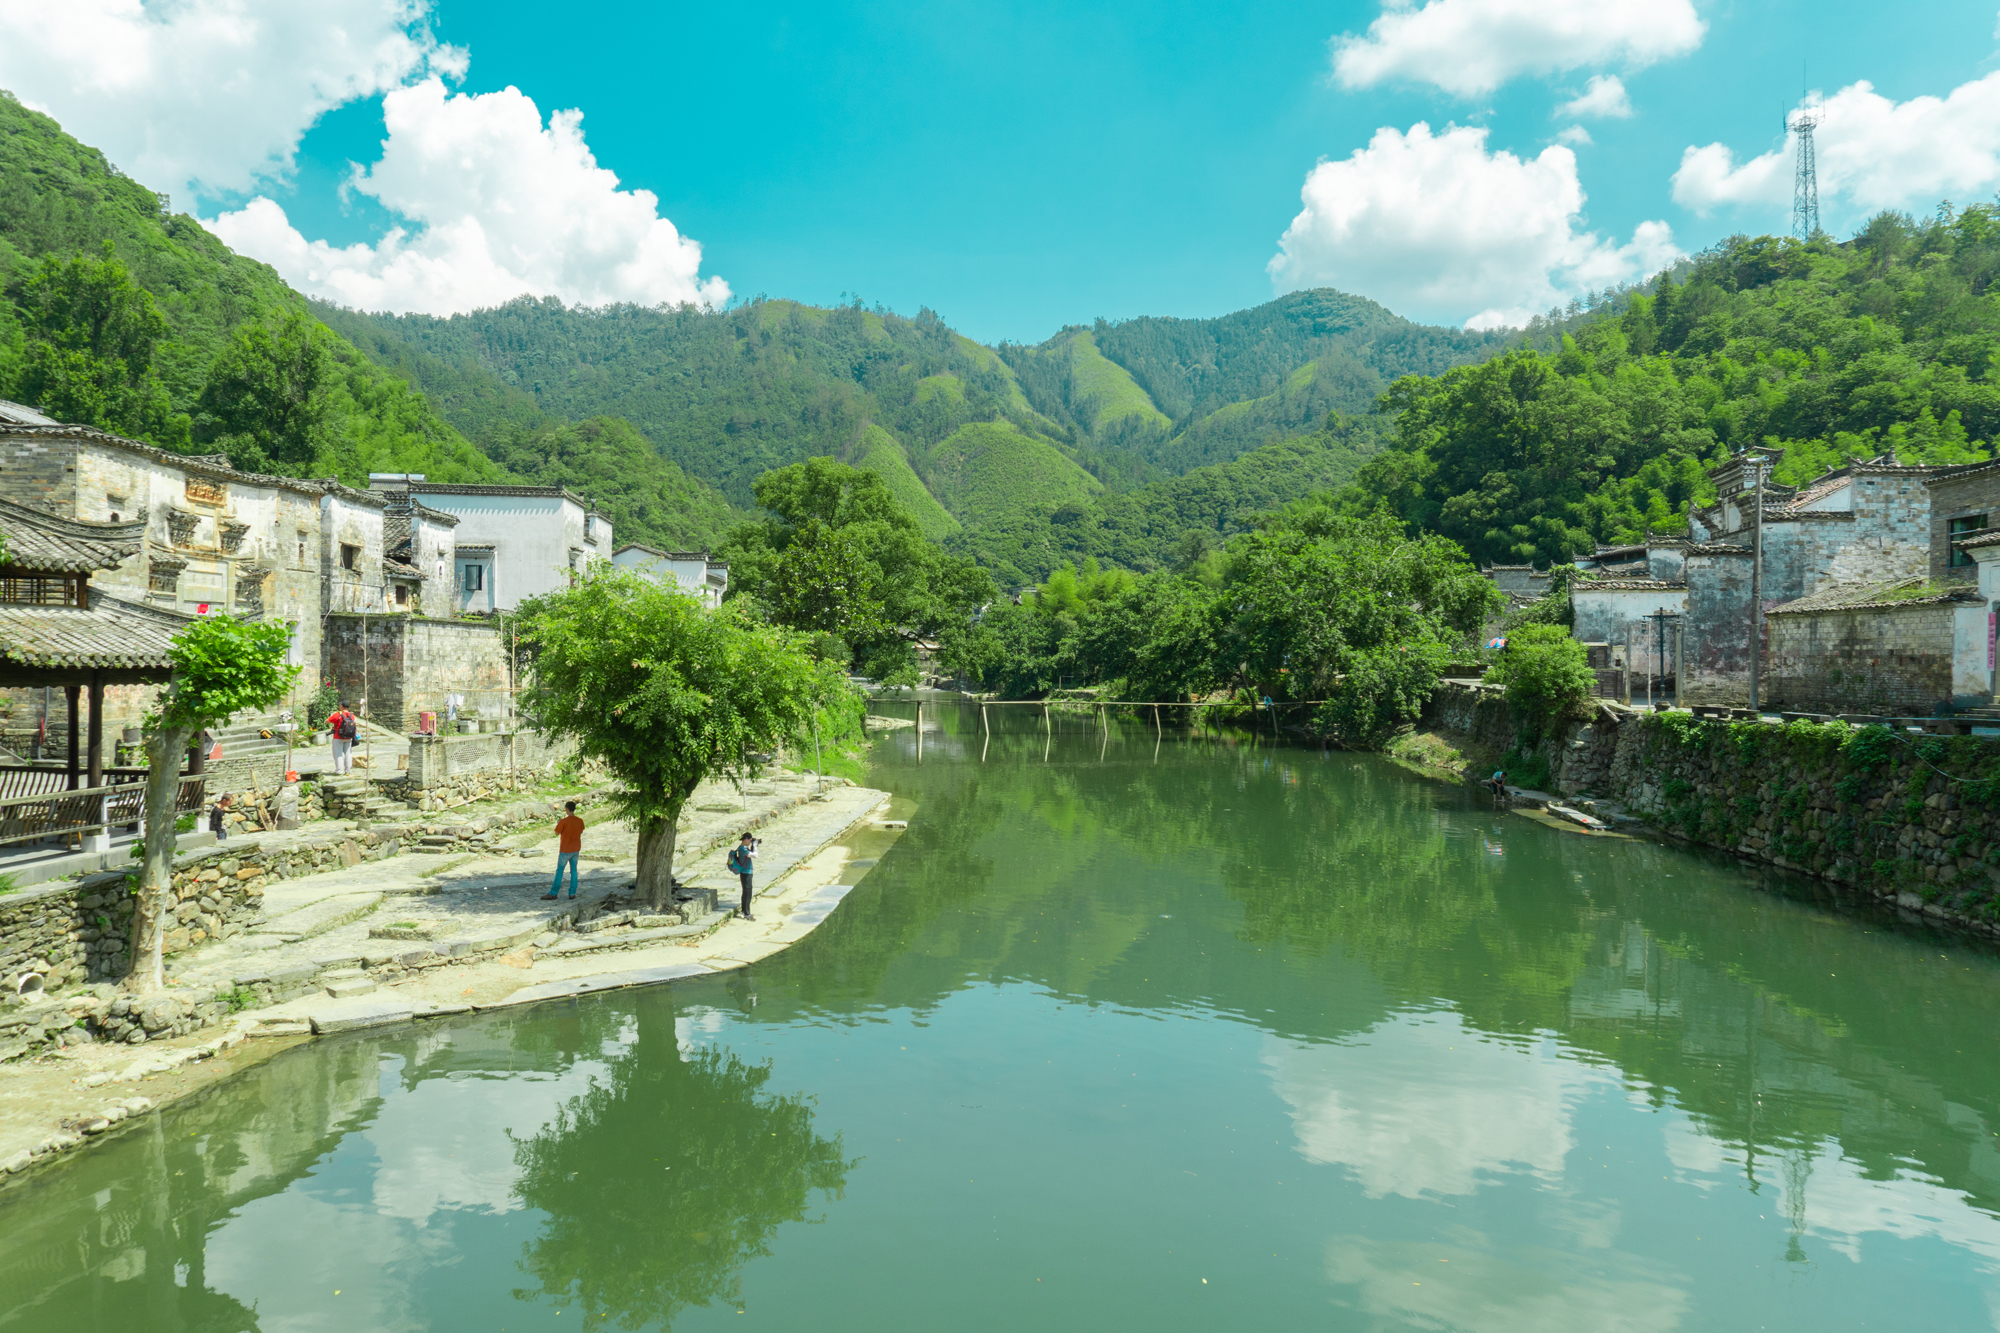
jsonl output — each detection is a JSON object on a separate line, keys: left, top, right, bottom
{"left": 1557, "top": 126, "right": 1595, "bottom": 148}
{"left": 1332, "top": 0, "right": 1704, "bottom": 97}
{"left": 0, "top": 0, "right": 461, "bottom": 205}
{"left": 1561, "top": 74, "right": 1634, "bottom": 120}
{"left": 1262, "top": 1013, "right": 1615, "bottom": 1199}
{"left": 1325, "top": 1234, "right": 1692, "bottom": 1333}
{"left": 208, "top": 79, "right": 729, "bottom": 314}
{"left": 1268, "top": 121, "right": 1679, "bottom": 329}
{"left": 1674, "top": 74, "right": 2000, "bottom": 220}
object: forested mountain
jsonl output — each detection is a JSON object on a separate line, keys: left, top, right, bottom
{"left": 1336, "top": 214, "right": 2000, "bottom": 566}
{"left": 0, "top": 90, "right": 501, "bottom": 485}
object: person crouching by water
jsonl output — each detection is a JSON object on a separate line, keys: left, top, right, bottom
{"left": 209, "top": 792, "right": 234, "bottom": 841}
{"left": 1484, "top": 769, "right": 1509, "bottom": 805}
{"left": 728, "top": 833, "right": 758, "bottom": 921}
{"left": 544, "top": 801, "right": 584, "bottom": 900}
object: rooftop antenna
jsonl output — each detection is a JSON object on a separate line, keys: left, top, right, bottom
{"left": 1790, "top": 68, "right": 1820, "bottom": 241}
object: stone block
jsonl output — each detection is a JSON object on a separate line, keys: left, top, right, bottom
{"left": 307, "top": 998, "right": 414, "bottom": 1034}
{"left": 323, "top": 977, "right": 378, "bottom": 999}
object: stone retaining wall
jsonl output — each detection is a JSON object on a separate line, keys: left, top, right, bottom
{"left": 1425, "top": 682, "right": 2000, "bottom": 934}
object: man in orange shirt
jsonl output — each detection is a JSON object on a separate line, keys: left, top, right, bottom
{"left": 544, "top": 800, "right": 585, "bottom": 899}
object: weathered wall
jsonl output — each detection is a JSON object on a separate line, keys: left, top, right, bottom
{"left": 401, "top": 729, "right": 571, "bottom": 799}
{"left": 323, "top": 614, "right": 509, "bottom": 732}
{"left": 1930, "top": 464, "right": 2000, "bottom": 584}
{"left": 1427, "top": 682, "right": 2000, "bottom": 935}
{"left": 1767, "top": 603, "right": 1960, "bottom": 715}
{"left": 1681, "top": 549, "right": 1754, "bottom": 705}
{"left": 1571, "top": 586, "right": 1685, "bottom": 677}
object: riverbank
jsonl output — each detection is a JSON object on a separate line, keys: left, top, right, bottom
{"left": 0, "top": 776, "right": 900, "bottom": 1180}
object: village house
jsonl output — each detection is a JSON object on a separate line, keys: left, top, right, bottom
{"left": 610, "top": 544, "right": 728, "bottom": 607}
{"left": 367, "top": 477, "right": 611, "bottom": 613}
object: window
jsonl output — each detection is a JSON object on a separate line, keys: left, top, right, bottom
{"left": 1950, "top": 514, "right": 1988, "bottom": 568}
{"left": 463, "top": 564, "right": 485, "bottom": 592}
{"left": 340, "top": 543, "right": 359, "bottom": 571}
{"left": 297, "top": 528, "right": 308, "bottom": 565}
{"left": 394, "top": 584, "right": 409, "bottom": 606}
{"left": 0, "top": 574, "right": 85, "bottom": 606}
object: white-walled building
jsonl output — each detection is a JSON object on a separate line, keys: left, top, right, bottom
{"left": 611, "top": 544, "right": 728, "bottom": 607}
{"left": 367, "top": 478, "right": 610, "bottom": 613}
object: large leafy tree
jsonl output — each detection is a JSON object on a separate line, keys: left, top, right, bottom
{"left": 4, "top": 244, "right": 189, "bottom": 447}
{"left": 721, "top": 457, "right": 992, "bottom": 680}
{"left": 131, "top": 615, "right": 297, "bottom": 993}
{"left": 512, "top": 566, "right": 852, "bottom": 908}
{"left": 194, "top": 309, "right": 334, "bottom": 472}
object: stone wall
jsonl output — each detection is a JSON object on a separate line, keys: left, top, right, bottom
{"left": 1767, "top": 602, "right": 1961, "bottom": 715}
{"left": 1931, "top": 464, "right": 2000, "bottom": 584}
{"left": 1425, "top": 682, "right": 2000, "bottom": 935}
{"left": 401, "top": 729, "right": 571, "bottom": 797}
{"left": 1681, "top": 548, "right": 1755, "bottom": 705}
{"left": 323, "top": 614, "right": 510, "bottom": 733}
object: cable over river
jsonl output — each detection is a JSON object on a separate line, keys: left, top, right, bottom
{"left": 5, "top": 706, "right": 2000, "bottom": 1330}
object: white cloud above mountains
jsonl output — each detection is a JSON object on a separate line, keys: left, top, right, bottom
{"left": 0, "top": 0, "right": 726, "bottom": 316}
{"left": 0, "top": 0, "right": 461, "bottom": 205}
{"left": 1561, "top": 75, "right": 1634, "bottom": 121}
{"left": 1332, "top": 0, "right": 1704, "bottom": 97}
{"left": 209, "top": 79, "right": 729, "bottom": 315}
{"left": 1673, "top": 72, "right": 2000, "bottom": 220}
{"left": 1268, "top": 121, "right": 1679, "bottom": 329}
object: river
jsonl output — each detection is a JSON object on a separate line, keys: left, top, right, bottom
{"left": 4, "top": 706, "right": 2000, "bottom": 1331}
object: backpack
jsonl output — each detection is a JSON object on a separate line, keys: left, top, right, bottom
{"left": 727, "top": 845, "right": 752, "bottom": 874}
{"left": 334, "top": 712, "right": 357, "bottom": 740}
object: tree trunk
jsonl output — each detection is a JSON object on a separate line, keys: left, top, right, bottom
{"left": 128, "top": 723, "right": 194, "bottom": 994}
{"left": 633, "top": 807, "right": 681, "bottom": 911}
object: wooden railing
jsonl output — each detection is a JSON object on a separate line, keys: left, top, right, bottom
{"left": 0, "top": 766, "right": 148, "bottom": 802}
{"left": 0, "top": 776, "right": 206, "bottom": 849}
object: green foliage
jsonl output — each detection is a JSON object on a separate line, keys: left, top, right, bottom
{"left": 0, "top": 92, "right": 504, "bottom": 485}
{"left": 157, "top": 614, "right": 299, "bottom": 732}
{"left": 1343, "top": 218, "right": 2000, "bottom": 565}
{"left": 1499, "top": 743, "right": 1553, "bottom": 792}
{"left": 481, "top": 414, "right": 742, "bottom": 552}
{"left": 721, "top": 457, "right": 993, "bottom": 676}
{"left": 850, "top": 424, "right": 959, "bottom": 540}
{"left": 194, "top": 309, "right": 332, "bottom": 471}
{"left": 512, "top": 564, "right": 850, "bottom": 837}
{"left": 219, "top": 985, "right": 257, "bottom": 1013}
{"left": 1485, "top": 624, "right": 1597, "bottom": 730}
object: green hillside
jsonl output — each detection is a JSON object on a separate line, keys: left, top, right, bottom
{"left": 950, "top": 413, "right": 1387, "bottom": 585}
{"left": 1000, "top": 290, "right": 1506, "bottom": 476}
{"left": 852, "top": 423, "right": 960, "bottom": 541}
{"left": 924, "top": 421, "right": 1101, "bottom": 531}
{"left": 1342, "top": 217, "right": 2000, "bottom": 566}
{"left": 0, "top": 89, "right": 502, "bottom": 484}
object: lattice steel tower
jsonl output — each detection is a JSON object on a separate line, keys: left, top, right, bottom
{"left": 1791, "top": 107, "right": 1821, "bottom": 240}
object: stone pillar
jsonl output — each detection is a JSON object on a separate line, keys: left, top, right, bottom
{"left": 83, "top": 672, "right": 108, "bottom": 854}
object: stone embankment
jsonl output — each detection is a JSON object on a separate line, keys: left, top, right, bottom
{"left": 1423, "top": 682, "right": 2000, "bottom": 935}
{"left": 0, "top": 773, "right": 901, "bottom": 1181}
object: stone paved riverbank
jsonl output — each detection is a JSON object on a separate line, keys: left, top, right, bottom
{"left": 0, "top": 776, "right": 901, "bottom": 1179}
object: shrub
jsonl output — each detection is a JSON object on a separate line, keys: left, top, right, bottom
{"left": 1485, "top": 625, "right": 1597, "bottom": 730}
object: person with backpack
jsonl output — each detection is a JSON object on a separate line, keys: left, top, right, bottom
{"left": 327, "top": 703, "right": 358, "bottom": 775}
{"left": 727, "top": 833, "right": 758, "bottom": 921}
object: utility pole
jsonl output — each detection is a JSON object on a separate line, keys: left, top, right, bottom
{"left": 1747, "top": 454, "right": 1769, "bottom": 714}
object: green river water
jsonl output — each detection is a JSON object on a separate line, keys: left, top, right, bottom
{"left": 4, "top": 706, "right": 2000, "bottom": 1331}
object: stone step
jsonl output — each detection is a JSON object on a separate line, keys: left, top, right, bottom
{"left": 251, "top": 891, "right": 384, "bottom": 942}
{"left": 323, "top": 976, "right": 378, "bottom": 999}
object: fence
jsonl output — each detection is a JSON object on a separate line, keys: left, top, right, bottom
{"left": 0, "top": 775, "right": 206, "bottom": 848}
{"left": 0, "top": 766, "right": 148, "bottom": 802}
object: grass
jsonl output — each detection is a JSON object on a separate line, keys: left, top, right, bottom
{"left": 1066, "top": 332, "right": 1171, "bottom": 431}
{"left": 922, "top": 421, "right": 1101, "bottom": 528}
{"left": 852, "top": 424, "right": 960, "bottom": 540}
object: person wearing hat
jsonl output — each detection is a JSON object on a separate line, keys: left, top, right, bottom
{"left": 726, "top": 832, "right": 758, "bottom": 921}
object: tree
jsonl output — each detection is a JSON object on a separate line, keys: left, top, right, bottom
{"left": 1484, "top": 623, "right": 1597, "bottom": 732}
{"left": 195, "top": 309, "right": 333, "bottom": 472}
{"left": 130, "top": 615, "right": 297, "bottom": 993}
{"left": 512, "top": 566, "right": 852, "bottom": 909}
{"left": 6, "top": 243, "right": 188, "bottom": 447}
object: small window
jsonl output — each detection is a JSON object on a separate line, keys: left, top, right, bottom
{"left": 297, "top": 528, "right": 308, "bottom": 565}
{"left": 1950, "top": 514, "right": 1988, "bottom": 568}
{"left": 463, "top": 564, "right": 485, "bottom": 592}
{"left": 340, "top": 543, "right": 359, "bottom": 571}
{"left": 394, "top": 584, "right": 409, "bottom": 606}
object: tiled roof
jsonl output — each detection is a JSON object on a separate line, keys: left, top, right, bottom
{"left": 407, "top": 482, "right": 593, "bottom": 506}
{"left": 1573, "top": 579, "right": 1686, "bottom": 592}
{"left": 614, "top": 543, "right": 710, "bottom": 560}
{"left": 0, "top": 589, "right": 186, "bottom": 672}
{"left": 1777, "top": 474, "right": 1851, "bottom": 512}
{"left": 383, "top": 557, "right": 424, "bottom": 580}
{"left": 1956, "top": 527, "right": 2000, "bottom": 551}
{"left": 1685, "top": 542, "right": 1752, "bottom": 557}
{"left": 1767, "top": 577, "right": 1983, "bottom": 616}
{"left": 0, "top": 400, "right": 57, "bottom": 426}
{"left": 0, "top": 496, "right": 146, "bottom": 573}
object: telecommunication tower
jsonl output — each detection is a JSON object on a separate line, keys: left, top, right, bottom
{"left": 1790, "top": 107, "right": 1821, "bottom": 240}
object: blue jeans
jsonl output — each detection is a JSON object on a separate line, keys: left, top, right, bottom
{"left": 550, "top": 852, "right": 579, "bottom": 897}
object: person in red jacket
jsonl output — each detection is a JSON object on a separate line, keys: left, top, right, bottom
{"left": 327, "top": 703, "right": 358, "bottom": 775}
{"left": 544, "top": 801, "right": 585, "bottom": 900}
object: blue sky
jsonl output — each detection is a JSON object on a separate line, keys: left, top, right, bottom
{"left": 5, "top": 1, "right": 2000, "bottom": 342}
